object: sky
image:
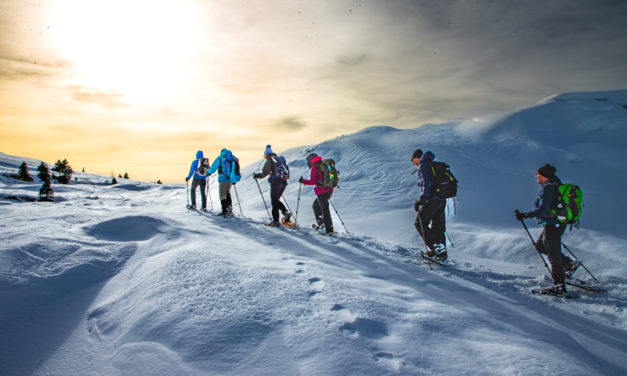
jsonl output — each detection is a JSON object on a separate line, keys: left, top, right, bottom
{"left": 1, "top": 0, "right": 626, "bottom": 183}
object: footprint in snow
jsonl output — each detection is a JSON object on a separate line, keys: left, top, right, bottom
{"left": 308, "top": 277, "right": 321, "bottom": 284}
{"left": 330, "top": 303, "right": 345, "bottom": 311}
{"left": 339, "top": 318, "right": 388, "bottom": 339}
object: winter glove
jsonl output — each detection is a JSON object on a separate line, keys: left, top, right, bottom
{"left": 413, "top": 200, "right": 422, "bottom": 211}
{"left": 185, "top": 177, "right": 190, "bottom": 182}
{"left": 298, "top": 176, "right": 303, "bottom": 183}
{"left": 253, "top": 173, "right": 262, "bottom": 179}
{"left": 514, "top": 210, "right": 526, "bottom": 221}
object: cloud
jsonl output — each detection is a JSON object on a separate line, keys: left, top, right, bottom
{"left": 274, "top": 116, "right": 308, "bottom": 131}
{"left": 70, "top": 87, "right": 130, "bottom": 109}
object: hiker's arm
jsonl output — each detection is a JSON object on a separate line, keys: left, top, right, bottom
{"left": 523, "top": 185, "right": 556, "bottom": 218}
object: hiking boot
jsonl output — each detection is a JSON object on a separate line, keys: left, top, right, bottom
{"left": 539, "top": 284, "right": 567, "bottom": 297}
{"left": 283, "top": 212, "right": 292, "bottom": 223}
{"left": 265, "top": 221, "right": 281, "bottom": 227}
{"left": 312, "top": 223, "right": 325, "bottom": 231}
{"left": 424, "top": 249, "right": 437, "bottom": 259}
{"left": 564, "top": 260, "right": 582, "bottom": 278}
{"left": 201, "top": 207, "right": 207, "bottom": 212}
{"left": 434, "top": 243, "right": 448, "bottom": 261}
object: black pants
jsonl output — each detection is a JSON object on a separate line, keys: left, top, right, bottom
{"left": 313, "top": 192, "right": 333, "bottom": 233}
{"left": 536, "top": 223, "right": 567, "bottom": 285}
{"left": 190, "top": 178, "right": 207, "bottom": 209}
{"left": 270, "top": 180, "right": 288, "bottom": 222}
{"left": 220, "top": 192, "right": 232, "bottom": 214}
{"left": 414, "top": 199, "right": 446, "bottom": 250}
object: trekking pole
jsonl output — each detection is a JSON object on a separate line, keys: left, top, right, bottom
{"left": 233, "top": 185, "right": 244, "bottom": 216}
{"left": 295, "top": 183, "right": 302, "bottom": 223}
{"left": 186, "top": 180, "right": 190, "bottom": 208}
{"left": 254, "top": 178, "right": 271, "bottom": 219}
{"left": 282, "top": 196, "right": 294, "bottom": 219}
{"left": 519, "top": 219, "right": 553, "bottom": 277}
{"left": 329, "top": 199, "right": 349, "bottom": 235}
{"left": 206, "top": 177, "right": 214, "bottom": 210}
{"left": 561, "top": 242, "right": 600, "bottom": 283}
{"left": 445, "top": 231, "right": 455, "bottom": 248}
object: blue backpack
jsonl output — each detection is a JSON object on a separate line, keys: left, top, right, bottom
{"left": 271, "top": 156, "right": 290, "bottom": 181}
{"left": 220, "top": 150, "right": 241, "bottom": 183}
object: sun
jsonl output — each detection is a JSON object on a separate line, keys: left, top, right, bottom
{"left": 48, "top": 0, "right": 202, "bottom": 106}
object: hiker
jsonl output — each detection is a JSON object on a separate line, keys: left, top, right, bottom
{"left": 253, "top": 145, "right": 292, "bottom": 227}
{"left": 207, "top": 148, "right": 241, "bottom": 216}
{"left": 515, "top": 163, "right": 580, "bottom": 296}
{"left": 299, "top": 153, "right": 334, "bottom": 234}
{"left": 412, "top": 149, "right": 447, "bottom": 260}
{"left": 185, "top": 150, "right": 208, "bottom": 211}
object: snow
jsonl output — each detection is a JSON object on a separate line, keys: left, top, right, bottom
{"left": 1, "top": 90, "right": 627, "bottom": 375}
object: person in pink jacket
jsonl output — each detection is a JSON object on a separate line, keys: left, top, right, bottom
{"left": 299, "top": 153, "right": 334, "bottom": 234}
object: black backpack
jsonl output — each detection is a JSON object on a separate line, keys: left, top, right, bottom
{"left": 271, "top": 156, "right": 290, "bottom": 180}
{"left": 430, "top": 161, "right": 458, "bottom": 199}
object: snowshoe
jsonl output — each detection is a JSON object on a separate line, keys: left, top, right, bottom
{"left": 265, "top": 221, "right": 281, "bottom": 227}
{"left": 281, "top": 218, "right": 296, "bottom": 228}
{"left": 531, "top": 284, "right": 567, "bottom": 297}
{"left": 420, "top": 251, "right": 449, "bottom": 267}
{"left": 186, "top": 204, "right": 197, "bottom": 210}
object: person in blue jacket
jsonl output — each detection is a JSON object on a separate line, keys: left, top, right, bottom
{"left": 515, "top": 163, "right": 580, "bottom": 296}
{"left": 207, "top": 148, "right": 241, "bottom": 216}
{"left": 185, "top": 150, "right": 209, "bottom": 211}
{"left": 412, "top": 149, "right": 447, "bottom": 260}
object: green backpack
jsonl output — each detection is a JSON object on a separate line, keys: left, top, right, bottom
{"left": 552, "top": 183, "right": 583, "bottom": 226}
{"left": 315, "top": 159, "right": 339, "bottom": 189}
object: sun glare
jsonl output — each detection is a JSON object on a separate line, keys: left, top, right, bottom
{"left": 48, "top": 0, "right": 202, "bottom": 106}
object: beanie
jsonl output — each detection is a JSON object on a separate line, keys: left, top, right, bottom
{"left": 537, "top": 163, "right": 556, "bottom": 178}
{"left": 264, "top": 145, "right": 273, "bottom": 156}
{"left": 411, "top": 148, "right": 423, "bottom": 160}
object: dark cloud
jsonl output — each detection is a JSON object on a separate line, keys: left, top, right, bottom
{"left": 275, "top": 116, "right": 308, "bottom": 130}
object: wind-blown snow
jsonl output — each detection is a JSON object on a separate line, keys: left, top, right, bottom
{"left": 1, "top": 90, "right": 626, "bottom": 375}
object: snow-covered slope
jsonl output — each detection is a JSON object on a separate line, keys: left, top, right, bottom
{"left": 1, "top": 90, "right": 626, "bottom": 375}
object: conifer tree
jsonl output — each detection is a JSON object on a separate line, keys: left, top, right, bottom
{"left": 52, "top": 159, "right": 73, "bottom": 184}
{"left": 39, "top": 179, "right": 54, "bottom": 201}
{"left": 123, "top": 172, "right": 129, "bottom": 179}
{"left": 17, "top": 161, "right": 33, "bottom": 181}
{"left": 111, "top": 177, "right": 117, "bottom": 185}
{"left": 37, "top": 162, "right": 51, "bottom": 182}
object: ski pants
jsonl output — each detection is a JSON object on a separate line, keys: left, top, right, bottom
{"left": 219, "top": 181, "right": 233, "bottom": 214}
{"left": 190, "top": 178, "right": 207, "bottom": 209}
{"left": 536, "top": 223, "right": 567, "bottom": 285}
{"left": 270, "top": 180, "right": 288, "bottom": 222}
{"left": 414, "top": 199, "right": 446, "bottom": 249}
{"left": 313, "top": 191, "right": 333, "bottom": 233}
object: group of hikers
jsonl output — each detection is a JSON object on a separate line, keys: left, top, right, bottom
{"left": 185, "top": 145, "right": 336, "bottom": 235}
{"left": 186, "top": 145, "right": 583, "bottom": 297}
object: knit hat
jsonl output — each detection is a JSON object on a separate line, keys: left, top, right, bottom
{"left": 306, "top": 153, "right": 318, "bottom": 168}
{"left": 537, "top": 163, "right": 556, "bottom": 178}
{"left": 264, "top": 145, "right": 273, "bottom": 156}
{"left": 411, "top": 148, "right": 423, "bottom": 160}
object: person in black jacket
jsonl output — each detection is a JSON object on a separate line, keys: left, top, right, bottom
{"left": 412, "top": 149, "right": 447, "bottom": 260}
{"left": 515, "top": 164, "right": 579, "bottom": 296}
{"left": 253, "top": 145, "right": 292, "bottom": 227}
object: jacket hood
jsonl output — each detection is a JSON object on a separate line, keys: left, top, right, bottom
{"left": 220, "top": 148, "right": 231, "bottom": 158}
{"left": 310, "top": 156, "right": 323, "bottom": 166}
{"left": 420, "top": 151, "right": 435, "bottom": 163}
{"left": 196, "top": 150, "right": 203, "bottom": 159}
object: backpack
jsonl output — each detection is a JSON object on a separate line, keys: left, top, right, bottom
{"left": 315, "top": 159, "right": 339, "bottom": 189}
{"left": 430, "top": 161, "right": 458, "bottom": 199}
{"left": 195, "top": 158, "right": 210, "bottom": 177}
{"left": 271, "top": 156, "right": 290, "bottom": 180}
{"left": 220, "top": 151, "right": 241, "bottom": 183}
{"left": 552, "top": 183, "right": 583, "bottom": 225}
